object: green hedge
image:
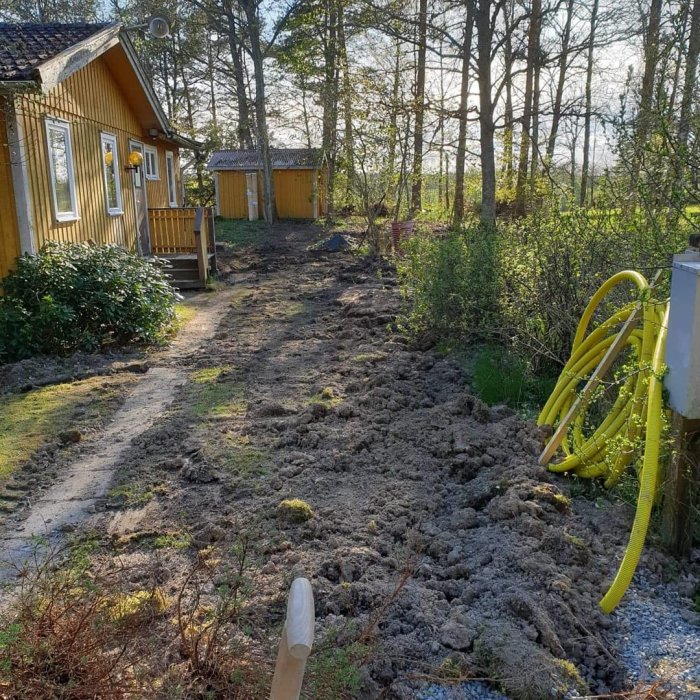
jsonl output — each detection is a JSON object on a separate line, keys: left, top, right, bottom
{"left": 0, "top": 243, "right": 179, "bottom": 364}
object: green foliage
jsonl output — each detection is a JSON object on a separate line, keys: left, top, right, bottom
{"left": 469, "top": 345, "right": 556, "bottom": 411}
{"left": 215, "top": 218, "right": 272, "bottom": 249}
{"left": 398, "top": 208, "right": 686, "bottom": 375}
{"left": 397, "top": 226, "right": 500, "bottom": 347}
{"left": 0, "top": 243, "right": 179, "bottom": 364}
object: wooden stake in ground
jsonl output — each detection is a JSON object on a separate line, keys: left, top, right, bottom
{"left": 661, "top": 414, "right": 700, "bottom": 558}
{"left": 270, "top": 578, "right": 315, "bottom": 700}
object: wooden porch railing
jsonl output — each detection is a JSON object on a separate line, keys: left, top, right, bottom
{"left": 149, "top": 207, "right": 217, "bottom": 285}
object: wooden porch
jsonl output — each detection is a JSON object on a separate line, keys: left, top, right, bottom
{"left": 148, "top": 207, "right": 216, "bottom": 289}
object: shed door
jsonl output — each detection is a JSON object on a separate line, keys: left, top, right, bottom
{"left": 129, "top": 140, "right": 150, "bottom": 255}
{"left": 246, "top": 172, "right": 258, "bottom": 221}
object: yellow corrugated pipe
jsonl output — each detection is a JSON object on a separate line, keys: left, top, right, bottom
{"left": 537, "top": 271, "right": 668, "bottom": 613}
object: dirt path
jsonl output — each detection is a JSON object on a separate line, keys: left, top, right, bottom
{"left": 1, "top": 224, "right": 697, "bottom": 699}
{"left": 0, "top": 291, "right": 231, "bottom": 575}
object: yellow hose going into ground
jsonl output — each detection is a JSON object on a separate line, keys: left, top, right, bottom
{"left": 537, "top": 271, "right": 669, "bottom": 613}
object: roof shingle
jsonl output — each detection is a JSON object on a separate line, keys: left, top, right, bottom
{"left": 207, "top": 148, "right": 324, "bottom": 171}
{"left": 0, "top": 23, "right": 110, "bottom": 81}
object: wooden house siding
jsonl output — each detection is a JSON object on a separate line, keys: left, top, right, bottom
{"left": 215, "top": 167, "right": 325, "bottom": 220}
{"left": 12, "top": 54, "right": 179, "bottom": 255}
{"left": 0, "top": 109, "right": 21, "bottom": 280}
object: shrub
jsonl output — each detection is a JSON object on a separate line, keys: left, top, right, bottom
{"left": 0, "top": 243, "right": 179, "bottom": 363}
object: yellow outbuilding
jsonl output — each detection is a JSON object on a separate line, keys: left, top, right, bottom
{"left": 208, "top": 149, "right": 327, "bottom": 220}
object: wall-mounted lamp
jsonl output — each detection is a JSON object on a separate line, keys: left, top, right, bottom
{"left": 125, "top": 150, "right": 144, "bottom": 172}
{"left": 148, "top": 128, "right": 160, "bottom": 138}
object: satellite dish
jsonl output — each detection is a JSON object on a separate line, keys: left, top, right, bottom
{"left": 148, "top": 16, "right": 170, "bottom": 39}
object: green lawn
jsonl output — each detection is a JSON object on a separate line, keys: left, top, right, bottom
{"left": 214, "top": 218, "right": 272, "bottom": 249}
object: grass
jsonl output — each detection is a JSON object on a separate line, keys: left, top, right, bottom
{"left": 190, "top": 366, "right": 246, "bottom": 419}
{"left": 466, "top": 345, "right": 556, "bottom": 413}
{"left": 215, "top": 217, "right": 272, "bottom": 249}
{"left": 0, "top": 377, "right": 129, "bottom": 483}
{"left": 174, "top": 302, "right": 197, "bottom": 328}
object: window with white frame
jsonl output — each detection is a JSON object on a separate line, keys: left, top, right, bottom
{"left": 45, "top": 118, "right": 78, "bottom": 221}
{"left": 165, "top": 151, "right": 178, "bottom": 207}
{"left": 144, "top": 146, "right": 159, "bottom": 180}
{"left": 100, "top": 132, "right": 123, "bottom": 215}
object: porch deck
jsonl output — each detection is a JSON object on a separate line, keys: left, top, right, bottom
{"left": 148, "top": 207, "right": 216, "bottom": 289}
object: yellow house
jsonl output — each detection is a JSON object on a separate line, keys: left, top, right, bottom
{"left": 0, "top": 22, "right": 210, "bottom": 284}
{"left": 208, "top": 149, "right": 327, "bottom": 220}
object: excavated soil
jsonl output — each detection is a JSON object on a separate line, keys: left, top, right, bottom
{"left": 1, "top": 222, "right": 698, "bottom": 699}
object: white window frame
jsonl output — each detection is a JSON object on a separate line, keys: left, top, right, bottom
{"left": 45, "top": 117, "right": 78, "bottom": 222}
{"left": 165, "top": 150, "right": 178, "bottom": 207}
{"left": 144, "top": 145, "right": 159, "bottom": 180}
{"left": 100, "top": 132, "right": 123, "bottom": 216}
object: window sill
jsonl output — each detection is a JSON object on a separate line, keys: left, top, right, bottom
{"left": 55, "top": 215, "right": 80, "bottom": 223}
{"left": 168, "top": 203, "right": 178, "bottom": 208}
{"left": 146, "top": 175, "right": 160, "bottom": 181}
{"left": 107, "top": 210, "right": 124, "bottom": 217}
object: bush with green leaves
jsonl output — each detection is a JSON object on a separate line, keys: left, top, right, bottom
{"left": 0, "top": 243, "right": 179, "bottom": 363}
{"left": 397, "top": 208, "right": 687, "bottom": 377}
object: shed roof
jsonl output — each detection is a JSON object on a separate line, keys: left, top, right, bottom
{"left": 207, "top": 148, "right": 324, "bottom": 171}
{"left": 0, "top": 22, "right": 111, "bottom": 81}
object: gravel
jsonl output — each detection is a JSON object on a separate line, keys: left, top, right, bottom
{"left": 613, "top": 574, "right": 700, "bottom": 698}
{"left": 417, "top": 681, "right": 508, "bottom": 699}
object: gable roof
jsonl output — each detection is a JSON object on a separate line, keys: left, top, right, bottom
{"left": 0, "top": 22, "right": 200, "bottom": 149}
{"left": 207, "top": 148, "right": 324, "bottom": 171}
{"left": 0, "top": 22, "right": 112, "bottom": 82}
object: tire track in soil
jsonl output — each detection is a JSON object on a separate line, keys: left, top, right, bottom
{"left": 0, "top": 290, "right": 231, "bottom": 577}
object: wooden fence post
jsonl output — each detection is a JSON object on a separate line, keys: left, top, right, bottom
{"left": 661, "top": 414, "right": 700, "bottom": 558}
{"left": 193, "top": 208, "right": 208, "bottom": 284}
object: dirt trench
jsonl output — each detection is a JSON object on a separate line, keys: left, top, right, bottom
{"left": 1, "top": 223, "right": 697, "bottom": 699}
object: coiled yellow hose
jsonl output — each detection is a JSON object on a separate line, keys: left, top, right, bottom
{"left": 537, "top": 271, "right": 668, "bottom": 613}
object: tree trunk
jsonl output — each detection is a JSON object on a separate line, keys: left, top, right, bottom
{"left": 530, "top": 48, "right": 541, "bottom": 181}
{"left": 322, "top": 0, "right": 339, "bottom": 217}
{"left": 240, "top": 0, "right": 276, "bottom": 223}
{"left": 475, "top": 0, "right": 496, "bottom": 228}
{"left": 338, "top": 2, "right": 354, "bottom": 201}
{"left": 579, "top": 0, "right": 598, "bottom": 208}
{"left": 453, "top": 3, "right": 475, "bottom": 224}
{"left": 223, "top": 0, "right": 254, "bottom": 149}
{"left": 387, "top": 35, "right": 401, "bottom": 187}
{"left": 545, "top": 0, "right": 573, "bottom": 167}
{"left": 410, "top": 0, "right": 428, "bottom": 214}
{"left": 515, "top": 0, "right": 541, "bottom": 213}
{"left": 628, "top": 0, "right": 662, "bottom": 201}
{"left": 679, "top": 0, "right": 700, "bottom": 147}
{"left": 502, "top": 1, "right": 515, "bottom": 189}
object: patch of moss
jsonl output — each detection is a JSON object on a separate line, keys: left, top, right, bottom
{"left": 553, "top": 658, "right": 587, "bottom": 694}
{"left": 109, "top": 588, "right": 169, "bottom": 623}
{"left": 308, "top": 387, "right": 343, "bottom": 409}
{"left": 278, "top": 498, "right": 314, "bottom": 524}
{"left": 0, "top": 377, "right": 128, "bottom": 483}
{"left": 153, "top": 531, "right": 193, "bottom": 550}
{"left": 351, "top": 352, "right": 387, "bottom": 364}
{"left": 107, "top": 482, "right": 166, "bottom": 508}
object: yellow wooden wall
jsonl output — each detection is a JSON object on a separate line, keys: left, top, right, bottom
{"left": 0, "top": 107, "right": 20, "bottom": 280}
{"left": 14, "top": 55, "right": 180, "bottom": 255}
{"left": 216, "top": 168, "right": 321, "bottom": 219}
{"left": 216, "top": 170, "right": 248, "bottom": 218}
{"left": 146, "top": 146, "right": 181, "bottom": 208}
